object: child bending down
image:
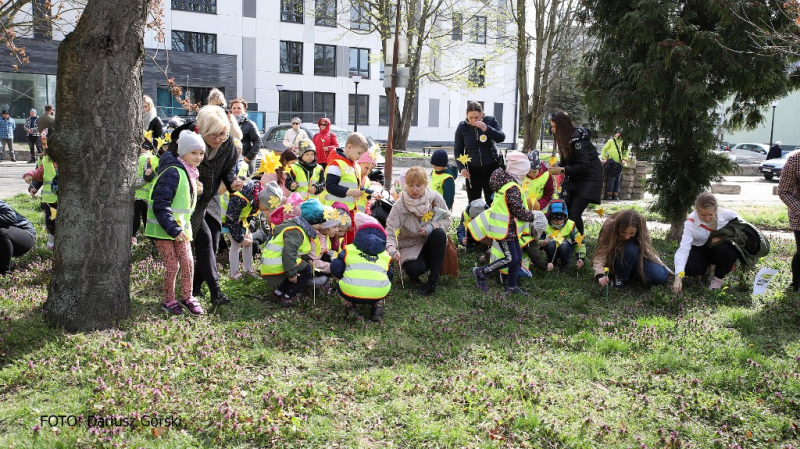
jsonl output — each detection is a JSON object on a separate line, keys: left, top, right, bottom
{"left": 145, "top": 131, "right": 206, "bottom": 316}
{"left": 540, "top": 199, "right": 586, "bottom": 273}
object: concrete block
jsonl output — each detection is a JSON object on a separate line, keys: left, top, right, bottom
{"left": 711, "top": 184, "right": 741, "bottom": 195}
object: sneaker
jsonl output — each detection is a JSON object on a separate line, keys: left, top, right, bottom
{"left": 46, "top": 234, "right": 55, "bottom": 250}
{"left": 613, "top": 194, "right": 620, "bottom": 201}
{"left": 161, "top": 299, "right": 183, "bottom": 315}
{"left": 229, "top": 272, "right": 242, "bottom": 280}
{"left": 210, "top": 291, "right": 232, "bottom": 307}
{"left": 473, "top": 267, "right": 488, "bottom": 292}
{"left": 370, "top": 304, "right": 384, "bottom": 323}
{"left": 505, "top": 286, "right": 529, "bottom": 296}
{"left": 180, "top": 297, "right": 205, "bottom": 316}
{"left": 709, "top": 277, "right": 723, "bottom": 290}
{"left": 415, "top": 281, "right": 435, "bottom": 296}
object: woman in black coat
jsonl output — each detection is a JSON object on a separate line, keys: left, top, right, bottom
{"left": 143, "top": 95, "right": 163, "bottom": 148}
{"left": 547, "top": 111, "right": 603, "bottom": 235}
{"left": 0, "top": 200, "right": 36, "bottom": 275}
{"left": 454, "top": 101, "right": 505, "bottom": 205}
{"left": 230, "top": 98, "right": 262, "bottom": 175}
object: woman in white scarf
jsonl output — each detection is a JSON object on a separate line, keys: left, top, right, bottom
{"left": 385, "top": 166, "right": 451, "bottom": 296}
{"left": 142, "top": 95, "right": 163, "bottom": 147}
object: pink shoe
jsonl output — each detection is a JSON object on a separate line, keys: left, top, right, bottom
{"left": 161, "top": 299, "right": 183, "bottom": 315}
{"left": 180, "top": 297, "right": 205, "bottom": 316}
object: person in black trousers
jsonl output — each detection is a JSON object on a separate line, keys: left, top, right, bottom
{"left": 454, "top": 101, "right": 505, "bottom": 206}
{"left": 0, "top": 200, "right": 36, "bottom": 275}
{"left": 547, "top": 111, "right": 603, "bottom": 235}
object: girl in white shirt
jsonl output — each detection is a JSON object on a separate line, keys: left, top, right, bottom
{"left": 672, "top": 193, "right": 740, "bottom": 292}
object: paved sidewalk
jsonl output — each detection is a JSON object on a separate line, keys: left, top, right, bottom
{"left": 0, "top": 161, "right": 36, "bottom": 200}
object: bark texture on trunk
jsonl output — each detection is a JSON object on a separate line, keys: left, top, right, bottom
{"left": 45, "top": 0, "right": 148, "bottom": 331}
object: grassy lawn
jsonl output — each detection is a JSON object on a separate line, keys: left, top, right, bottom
{"left": 604, "top": 203, "right": 790, "bottom": 232}
{"left": 392, "top": 152, "right": 427, "bottom": 158}
{"left": 2, "top": 193, "right": 800, "bottom": 447}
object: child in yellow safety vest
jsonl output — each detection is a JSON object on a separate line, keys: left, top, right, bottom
{"left": 223, "top": 180, "right": 281, "bottom": 279}
{"left": 286, "top": 141, "right": 325, "bottom": 200}
{"left": 307, "top": 201, "right": 351, "bottom": 289}
{"left": 520, "top": 150, "right": 554, "bottom": 211}
{"left": 429, "top": 149, "right": 457, "bottom": 211}
{"left": 468, "top": 151, "right": 543, "bottom": 295}
{"left": 355, "top": 147, "right": 384, "bottom": 213}
{"left": 330, "top": 221, "right": 394, "bottom": 323}
{"left": 22, "top": 147, "right": 58, "bottom": 250}
{"left": 133, "top": 141, "right": 160, "bottom": 246}
{"left": 539, "top": 199, "right": 586, "bottom": 273}
{"left": 145, "top": 131, "right": 206, "bottom": 316}
{"left": 323, "top": 133, "right": 371, "bottom": 245}
{"left": 260, "top": 199, "right": 340, "bottom": 308}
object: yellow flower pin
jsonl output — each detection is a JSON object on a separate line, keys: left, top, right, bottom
{"left": 268, "top": 196, "right": 281, "bottom": 209}
{"left": 155, "top": 136, "right": 167, "bottom": 149}
{"left": 479, "top": 135, "right": 487, "bottom": 142}
{"left": 595, "top": 205, "right": 605, "bottom": 218}
{"left": 422, "top": 211, "right": 434, "bottom": 223}
{"left": 457, "top": 154, "right": 472, "bottom": 166}
{"left": 283, "top": 203, "right": 294, "bottom": 215}
{"left": 548, "top": 155, "right": 558, "bottom": 166}
{"left": 574, "top": 233, "right": 585, "bottom": 246}
{"left": 324, "top": 208, "right": 338, "bottom": 220}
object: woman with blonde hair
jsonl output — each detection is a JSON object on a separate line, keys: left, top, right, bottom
{"left": 206, "top": 88, "right": 243, "bottom": 141}
{"left": 593, "top": 209, "right": 669, "bottom": 289}
{"left": 175, "top": 105, "right": 244, "bottom": 307}
{"left": 385, "top": 166, "right": 451, "bottom": 296}
{"left": 142, "top": 94, "right": 163, "bottom": 148}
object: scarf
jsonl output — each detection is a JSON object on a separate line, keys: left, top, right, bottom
{"left": 178, "top": 157, "right": 200, "bottom": 184}
{"left": 142, "top": 108, "right": 156, "bottom": 132}
{"left": 402, "top": 188, "right": 436, "bottom": 218}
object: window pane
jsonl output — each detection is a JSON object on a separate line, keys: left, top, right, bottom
{"left": 452, "top": 13, "right": 462, "bottom": 40}
{"left": 0, "top": 72, "right": 48, "bottom": 119}
{"left": 315, "top": 0, "right": 336, "bottom": 26}
{"left": 469, "top": 59, "right": 485, "bottom": 87}
{"left": 171, "top": 30, "right": 217, "bottom": 53}
{"left": 171, "top": 0, "right": 216, "bottom": 14}
{"left": 281, "top": 0, "right": 304, "bottom": 23}
{"left": 279, "top": 91, "right": 304, "bottom": 124}
{"left": 350, "top": 4, "right": 370, "bottom": 30}
{"left": 471, "top": 16, "right": 486, "bottom": 44}
{"left": 314, "top": 44, "right": 335, "bottom": 76}
{"left": 281, "top": 41, "right": 303, "bottom": 74}
{"left": 379, "top": 96, "right": 388, "bottom": 126}
{"left": 313, "top": 92, "right": 336, "bottom": 124}
{"left": 348, "top": 94, "right": 369, "bottom": 125}
{"left": 350, "top": 48, "right": 369, "bottom": 78}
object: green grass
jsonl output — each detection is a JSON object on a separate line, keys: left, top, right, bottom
{"left": 603, "top": 203, "right": 790, "bottom": 231}
{"left": 393, "top": 152, "right": 427, "bottom": 158}
{"left": 2, "top": 194, "right": 800, "bottom": 447}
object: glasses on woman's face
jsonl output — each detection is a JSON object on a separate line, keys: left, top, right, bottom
{"left": 209, "top": 131, "right": 229, "bottom": 141}
{"left": 320, "top": 123, "right": 328, "bottom": 127}
{"left": 292, "top": 123, "right": 299, "bottom": 127}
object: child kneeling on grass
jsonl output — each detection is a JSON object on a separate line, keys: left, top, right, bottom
{"left": 469, "top": 151, "right": 544, "bottom": 295}
{"left": 540, "top": 199, "right": 586, "bottom": 273}
{"left": 260, "top": 199, "right": 339, "bottom": 307}
{"left": 224, "top": 180, "right": 282, "bottom": 279}
{"left": 331, "top": 221, "right": 394, "bottom": 323}
{"left": 146, "top": 131, "right": 205, "bottom": 316}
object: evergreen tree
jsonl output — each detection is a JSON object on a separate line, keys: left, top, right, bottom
{"left": 581, "top": 0, "right": 799, "bottom": 239}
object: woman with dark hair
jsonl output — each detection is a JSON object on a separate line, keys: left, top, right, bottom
{"left": 547, "top": 111, "right": 603, "bottom": 235}
{"left": 230, "top": 98, "right": 261, "bottom": 176}
{"left": 0, "top": 200, "right": 35, "bottom": 275}
{"left": 454, "top": 101, "right": 505, "bottom": 205}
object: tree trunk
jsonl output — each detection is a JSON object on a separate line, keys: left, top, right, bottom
{"left": 45, "top": 0, "right": 148, "bottom": 331}
{"left": 668, "top": 219, "right": 684, "bottom": 241}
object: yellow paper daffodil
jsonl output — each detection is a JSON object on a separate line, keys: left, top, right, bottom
{"left": 574, "top": 233, "right": 585, "bottom": 246}
{"left": 548, "top": 155, "right": 558, "bottom": 166}
{"left": 457, "top": 154, "right": 472, "bottom": 166}
{"left": 678, "top": 271, "right": 685, "bottom": 278}
{"left": 604, "top": 267, "right": 609, "bottom": 274}
{"left": 394, "top": 228, "right": 400, "bottom": 238}
{"left": 259, "top": 150, "right": 281, "bottom": 174}
{"left": 164, "top": 132, "right": 172, "bottom": 143}
{"left": 595, "top": 206, "right": 605, "bottom": 218}
{"left": 143, "top": 130, "right": 153, "bottom": 141}
{"left": 421, "top": 211, "right": 434, "bottom": 223}
{"left": 552, "top": 234, "right": 565, "bottom": 246}
{"left": 155, "top": 136, "right": 167, "bottom": 149}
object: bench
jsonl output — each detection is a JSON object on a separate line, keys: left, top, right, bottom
{"left": 421, "top": 145, "right": 454, "bottom": 156}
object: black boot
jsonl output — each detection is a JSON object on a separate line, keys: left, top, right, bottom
{"left": 370, "top": 304, "right": 384, "bottom": 323}
{"left": 211, "top": 290, "right": 231, "bottom": 307}
{"left": 415, "top": 281, "right": 436, "bottom": 296}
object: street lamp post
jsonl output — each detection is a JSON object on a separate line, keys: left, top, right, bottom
{"left": 769, "top": 100, "right": 779, "bottom": 150}
{"left": 352, "top": 75, "right": 362, "bottom": 132}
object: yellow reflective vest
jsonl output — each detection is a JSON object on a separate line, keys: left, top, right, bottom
{"left": 356, "top": 178, "right": 371, "bottom": 213}
{"left": 144, "top": 166, "right": 196, "bottom": 241}
{"left": 467, "top": 181, "right": 515, "bottom": 241}
{"left": 221, "top": 191, "right": 254, "bottom": 226}
{"left": 322, "top": 158, "right": 360, "bottom": 210}
{"left": 430, "top": 170, "right": 453, "bottom": 197}
{"left": 290, "top": 164, "right": 323, "bottom": 200}
{"left": 338, "top": 244, "right": 392, "bottom": 300}
{"left": 41, "top": 155, "right": 57, "bottom": 204}
{"left": 521, "top": 171, "right": 550, "bottom": 209}
{"left": 135, "top": 152, "right": 160, "bottom": 202}
{"left": 260, "top": 225, "right": 311, "bottom": 276}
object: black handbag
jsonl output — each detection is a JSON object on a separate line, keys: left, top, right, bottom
{"left": 370, "top": 197, "right": 394, "bottom": 228}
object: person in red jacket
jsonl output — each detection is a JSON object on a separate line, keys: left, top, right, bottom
{"left": 312, "top": 117, "right": 339, "bottom": 169}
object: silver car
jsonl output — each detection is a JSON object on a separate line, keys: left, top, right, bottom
{"left": 258, "top": 124, "right": 382, "bottom": 169}
{"left": 729, "top": 143, "right": 769, "bottom": 163}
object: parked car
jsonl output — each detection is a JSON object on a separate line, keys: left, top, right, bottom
{"left": 258, "top": 124, "right": 383, "bottom": 170}
{"left": 729, "top": 143, "right": 769, "bottom": 162}
{"left": 759, "top": 150, "right": 799, "bottom": 180}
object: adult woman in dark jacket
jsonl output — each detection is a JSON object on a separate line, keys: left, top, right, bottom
{"left": 454, "top": 101, "right": 505, "bottom": 205}
{"left": 230, "top": 98, "right": 261, "bottom": 175}
{"left": 547, "top": 111, "right": 602, "bottom": 235}
{"left": 143, "top": 95, "right": 163, "bottom": 148}
{"left": 168, "top": 107, "right": 243, "bottom": 306}
{"left": 0, "top": 200, "right": 36, "bottom": 275}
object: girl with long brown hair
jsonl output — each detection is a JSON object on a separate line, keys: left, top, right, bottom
{"left": 547, "top": 111, "right": 603, "bottom": 235}
{"left": 592, "top": 209, "right": 669, "bottom": 288}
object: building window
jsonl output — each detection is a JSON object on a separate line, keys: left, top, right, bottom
{"left": 171, "top": 30, "right": 217, "bottom": 53}
{"left": 279, "top": 90, "right": 304, "bottom": 124}
{"left": 315, "top": 0, "right": 336, "bottom": 26}
{"left": 314, "top": 44, "right": 336, "bottom": 76}
{"left": 379, "top": 95, "right": 391, "bottom": 126}
{"left": 32, "top": 0, "right": 52, "bottom": 39}
{"left": 452, "top": 13, "right": 462, "bottom": 40}
{"left": 471, "top": 16, "right": 487, "bottom": 44}
{"left": 313, "top": 92, "right": 336, "bottom": 124}
{"left": 349, "top": 94, "right": 369, "bottom": 125}
{"left": 350, "top": 48, "right": 370, "bottom": 78}
{"left": 379, "top": 61, "right": 385, "bottom": 80}
{"left": 280, "top": 41, "right": 303, "bottom": 74}
{"left": 171, "top": 0, "right": 217, "bottom": 14}
{"left": 350, "top": 4, "right": 370, "bottom": 31}
{"left": 157, "top": 85, "right": 223, "bottom": 117}
{"left": 0, "top": 72, "right": 56, "bottom": 119}
{"left": 468, "top": 59, "right": 485, "bottom": 87}
{"left": 281, "top": 0, "right": 304, "bottom": 23}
